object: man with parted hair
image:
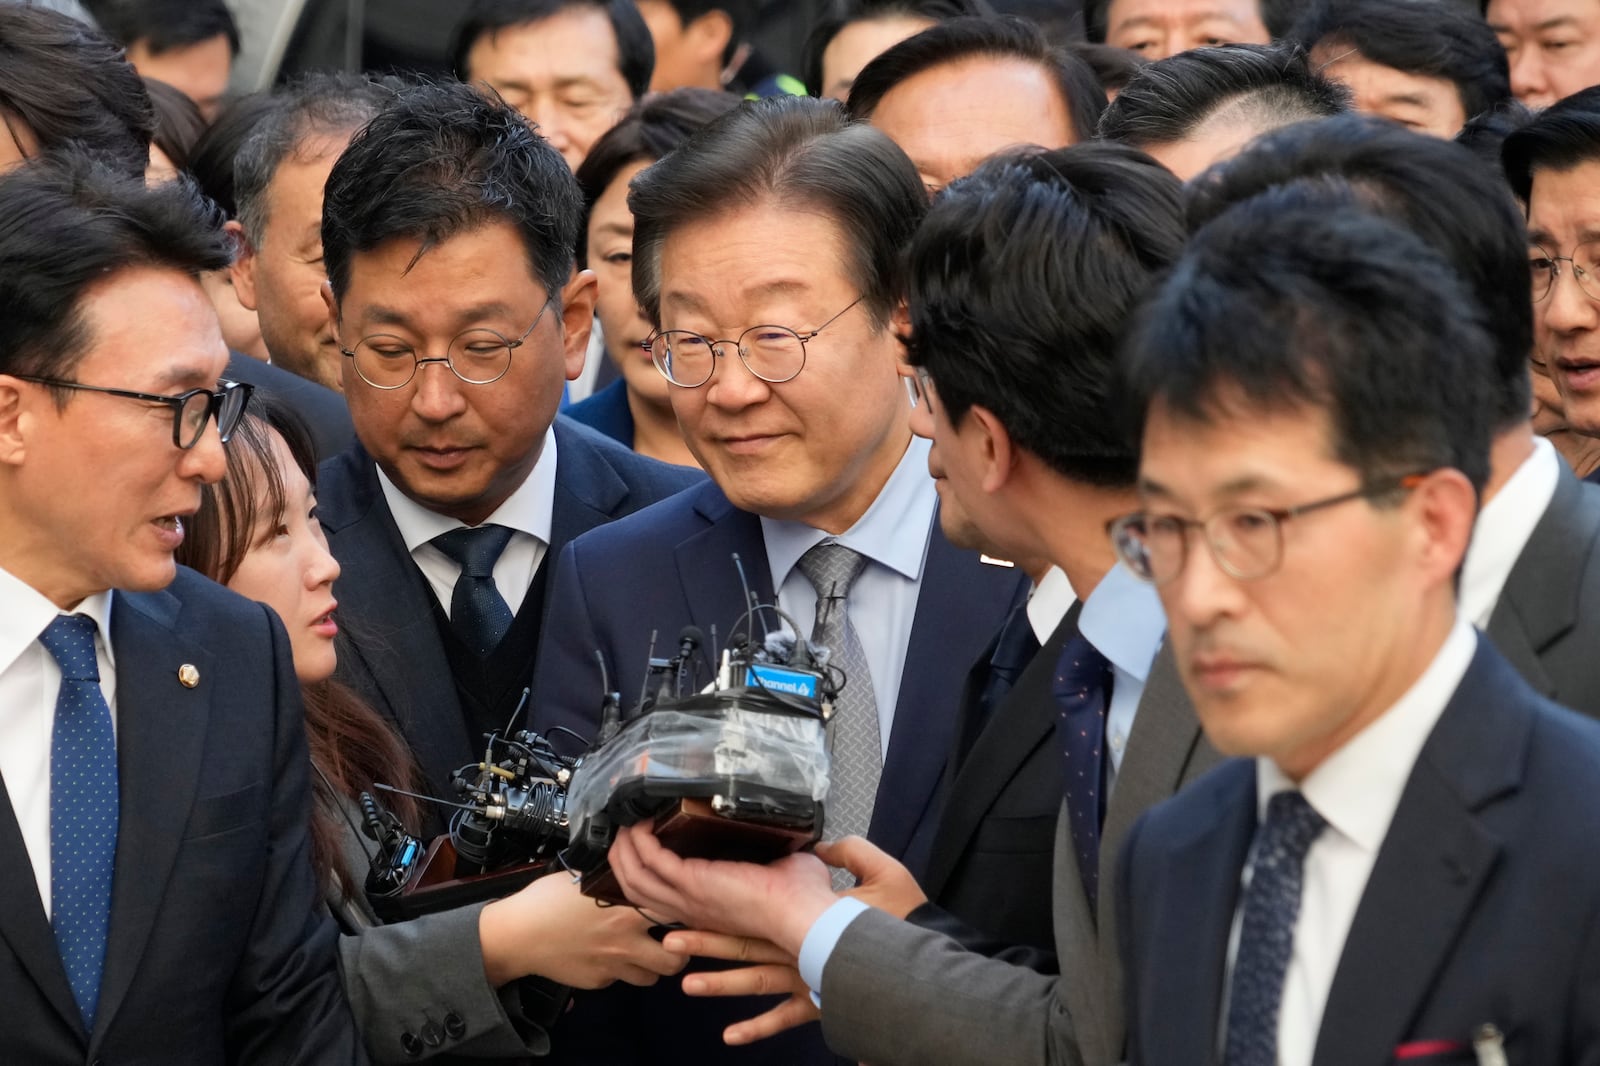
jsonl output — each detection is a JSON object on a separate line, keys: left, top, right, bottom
{"left": 530, "top": 93, "right": 1021, "bottom": 1065}
{"left": 1098, "top": 43, "right": 1348, "bottom": 179}
{"left": 846, "top": 15, "right": 1106, "bottom": 195}
{"left": 453, "top": 0, "right": 654, "bottom": 171}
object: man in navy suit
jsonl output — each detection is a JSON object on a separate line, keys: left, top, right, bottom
{"left": 313, "top": 82, "right": 701, "bottom": 808}
{"left": 0, "top": 153, "right": 362, "bottom": 1063}
{"left": 530, "top": 96, "right": 1021, "bottom": 1063}
{"left": 1114, "top": 191, "right": 1600, "bottom": 1063}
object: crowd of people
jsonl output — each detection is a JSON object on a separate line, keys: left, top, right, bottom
{"left": 4, "top": 0, "right": 1600, "bottom": 1063}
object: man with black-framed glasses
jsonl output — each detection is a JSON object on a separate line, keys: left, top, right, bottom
{"left": 0, "top": 151, "right": 365, "bottom": 1064}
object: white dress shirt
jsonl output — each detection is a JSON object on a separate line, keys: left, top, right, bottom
{"left": 1460, "top": 436, "right": 1559, "bottom": 627}
{"left": 760, "top": 437, "right": 938, "bottom": 758}
{"left": 377, "top": 425, "right": 559, "bottom": 617}
{"left": 1025, "top": 565, "right": 1076, "bottom": 644}
{"left": 1220, "top": 620, "right": 1478, "bottom": 1066}
{"left": 0, "top": 566, "right": 117, "bottom": 920}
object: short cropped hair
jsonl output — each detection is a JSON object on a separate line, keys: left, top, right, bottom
{"left": 1454, "top": 100, "right": 1534, "bottom": 188}
{"left": 1503, "top": 86, "right": 1600, "bottom": 206}
{"left": 907, "top": 142, "right": 1185, "bottom": 487}
{"left": 322, "top": 79, "right": 581, "bottom": 304}
{"left": 1123, "top": 189, "right": 1496, "bottom": 494}
{"left": 846, "top": 17, "right": 1107, "bottom": 143}
{"left": 629, "top": 95, "right": 927, "bottom": 328}
{"left": 0, "top": 4, "right": 154, "bottom": 178}
{"left": 233, "top": 73, "right": 398, "bottom": 246}
{"left": 573, "top": 88, "right": 742, "bottom": 265}
{"left": 1187, "top": 114, "right": 1532, "bottom": 432}
{"left": 1098, "top": 44, "right": 1348, "bottom": 149}
{"left": 1291, "top": 0, "right": 1511, "bottom": 122}
{"left": 87, "top": 0, "right": 240, "bottom": 56}
{"left": 1085, "top": 0, "right": 1297, "bottom": 43}
{"left": 802, "top": 0, "right": 994, "bottom": 96}
{"left": 0, "top": 150, "right": 232, "bottom": 383}
{"left": 452, "top": 0, "right": 656, "bottom": 100}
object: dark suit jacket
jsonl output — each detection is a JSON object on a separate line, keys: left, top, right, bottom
{"left": 530, "top": 476, "right": 1024, "bottom": 1065}
{"left": 1486, "top": 463, "right": 1600, "bottom": 717}
{"left": 316, "top": 416, "right": 702, "bottom": 801}
{"left": 563, "top": 380, "right": 634, "bottom": 449}
{"left": 0, "top": 569, "right": 363, "bottom": 1065}
{"left": 225, "top": 351, "right": 354, "bottom": 463}
{"left": 1119, "top": 638, "right": 1600, "bottom": 1066}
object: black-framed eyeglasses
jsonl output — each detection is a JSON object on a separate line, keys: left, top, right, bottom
{"left": 1530, "top": 241, "right": 1600, "bottom": 303}
{"left": 643, "top": 296, "right": 865, "bottom": 388}
{"left": 12, "top": 375, "right": 253, "bottom": 449}
{"left": 1106, "top": 473, "right": 1430, "bottom": 586}
{"left": 340, "top": 297, "right": 554, "bottom": 390}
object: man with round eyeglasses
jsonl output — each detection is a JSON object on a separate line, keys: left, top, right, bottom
{"left": 0, "top": 152, "right": 367, "bottom": 1064}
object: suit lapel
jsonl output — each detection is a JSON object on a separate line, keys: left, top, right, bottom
{"left": 548, "top": 420, "right": 629, "bottom": 576}
{"left": 93, "top": 589, "right": 215, "bottom": 1044}
{"left": 671, "top": 488, "right": 777, "bottom": 668}
{"left": 1311, "top": 644, "right": 1523, "bottom": 1066}
{"left": 0, "top": 773, "right": 79, "bottom": 1037}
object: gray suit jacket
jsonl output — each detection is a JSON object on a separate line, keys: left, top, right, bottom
{"left": 817, "top": 645, "right": 1220, "bottom": 1066}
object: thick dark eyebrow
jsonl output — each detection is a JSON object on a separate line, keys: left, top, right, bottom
{"left": 660, "top": 280, "right": 816, "bottom": 319}
{"left": 1138, "top": 472, "right": 1284, "bottom": 505}
{"left": 593, "top": 221, "right": 632, "bottom": 239}
{"left": 361, "top": 301, "right": 519, "bottom": 333}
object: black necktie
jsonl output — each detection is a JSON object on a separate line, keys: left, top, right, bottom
{"left": 432, "top": 525, "right": 515, "bottom": 657}
{"left": 1053, "top": 632, "right": 1113, "bottom": 910}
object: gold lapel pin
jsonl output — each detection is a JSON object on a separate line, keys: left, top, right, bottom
{"left": 177, "top": 664, "right": 200, "bottom": 689}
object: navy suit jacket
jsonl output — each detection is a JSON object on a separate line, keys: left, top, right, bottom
{"left": 316, "top": 416, "right": 702, "bottom": 800}
{"left": 530, "top": 477, "right": 1023, "bottom": 1065}
{"left": 0, "top": 569, "right": 363, "bottom": 1065}
{"left": 1119, "top": 638, "right": 1600, "bottom": 1066}
{"left": 563, "top": 379, "right": 634, "bottom": 449}
{"left": 225, "top": 351, "right": 354, "bottom": 464}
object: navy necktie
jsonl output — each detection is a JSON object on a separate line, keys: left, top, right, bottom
{"left": 980, "top": 603, "right": 1041, "bottom": 721}
{"left": 1053, "top": 633, "right": 1112, "bottom": 910}
{"left": 39, "top": 613, "right": 118, "bottom": 1029}
{"left": 432, "top": 525, "right": 516, "bottom": 657}
{"left": 1224, "top": 790, "right": 1329, "bottom": 1066}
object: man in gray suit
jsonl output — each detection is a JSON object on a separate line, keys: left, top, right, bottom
{"left": 603, "top": 142, "right": 1220, "bottom": 1066}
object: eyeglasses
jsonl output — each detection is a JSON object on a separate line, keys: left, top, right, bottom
{"left": 904, "top": 366, "right": 935, "bottom": 410}
{"left": 13, "top": 375, "right": 253, "bottom": 449}
{"left": 340, "top": 298, "right": 553, "bottom": 390}
{"left": 1107, "top": 474, "right": 1429, "bottom": 586}
{"left": 643, "top": 296, "right": 865, "bottom": 389}
{"left": 1530, "top": 241, "right": 1600, "bottom": 303}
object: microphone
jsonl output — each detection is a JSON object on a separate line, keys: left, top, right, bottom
{"left": 675, "top": 626, "right": 705, "bottom": 697}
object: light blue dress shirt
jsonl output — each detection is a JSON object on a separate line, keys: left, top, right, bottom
{"left": 759, "top": 437, "right": 938, "bottom": 758}
{"left": 797, "top": 557, "right": 1168, "bottom": 1001}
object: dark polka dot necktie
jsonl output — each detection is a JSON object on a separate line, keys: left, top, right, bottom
{"left": 38, "top": 613, "right": 118, "bottom": 1029}
{"left": 1053, "top": 633, "right": 1113, "bottom": 911}
{"left": 432, "top": 524, "right": 516, "bottom": 657}
{"left": 1224, "top": 790, "right": 1329, "bottom": 1066}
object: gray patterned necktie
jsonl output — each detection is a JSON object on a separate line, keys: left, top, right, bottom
{"left": 1224, "top": 790, "right": 1328, "bottom": 1066}
{"left": 796, "top": 542, "right": 882, "bottom": 888}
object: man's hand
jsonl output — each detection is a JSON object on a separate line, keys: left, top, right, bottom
{"left": 608, "top": 822, "right": 838, "bottom": 957}
{"left": 663, "top": 930, "right": 820, "bottom": 1046}
{"left": 817, "top": 836, "right": 928, "bottom": 918}
{"left": 478, "top": 871, "right": 688, "bottom": 989}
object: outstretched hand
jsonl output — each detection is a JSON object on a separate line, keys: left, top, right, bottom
{"left": 664, "top": 930, "right": 819, "bottom": 1045}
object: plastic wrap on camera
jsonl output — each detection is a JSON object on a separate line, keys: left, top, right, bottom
{"left": 566, "top": 707, "right": 831, "bottom": 839}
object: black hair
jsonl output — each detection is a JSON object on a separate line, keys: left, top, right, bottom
{"left": 1067, "top": 40, "right": 1148, "bottom": 94}
{"left": 0, "top": 4, "right": 154, "bottom": 179}
{"left": 86, "top": 0, "right": 241, "bottom": 56}
{"left": 573, "top": 87, "right": 742, "bottom": 264}
{"left": 989, "top": 0, "right": 1087, "bottom": 45}
{"left": 1085, "top": 0, "right": 1297, "bottom": 43}
{"left": 0, "top": 150, "right": 232, "bottom": 384}
{"left": 144, "top": 78, "right": 207, "bottom": 176}
{"left": 907, "top": 142, "right": 1184, "bottom": 487}
{"left": 322, "top": 79, "right": 581, "bottom": 304}
{"left": 1454, "top": 99, "right": 1535, "bottom": 189}
{"left": 1291, "top": 0, "right": 1511, "bottom": 122}
{"left": 1186, "top": 113, "right": 1532, "bottom": 431}
{"left": 651, "top": 0, "right": 755, "bottom": 46}
{"left": 1123, "top": 187, "right": 1496, "bottom": 494}
{"left": 1503, "top": 85, "right": 1600, "bottom": 206}
{"left": 452, "top": 0, "right": 656, "bottom": 100}
{"left": 233, "top": 73, "right": 399, "bottom": 246}
{"left": 847, "top": 17, "right": 1106, "bottom": 142}
{"left": 1098, "top": 43, "right": 1348, "bottom": 148}
{"left": 629, "top": 94, "right": 927, "bottom": 328}
{"left": 187, "top": 92, "right": 283, "bottom": 218}
{"left": 801, "top": 0, "right": 994, "bottom": 96}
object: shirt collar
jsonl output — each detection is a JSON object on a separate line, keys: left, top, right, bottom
{"left": 1256, "top": 619, "right": 1478, "bottom": 852}
{"left": 1077, "top": 562, "right": 1165, "bottom": 682}
{"left": 1460, "top": 436, "right": 1561, "bottom": 627}
{"left": 1026, "top": 565, "right": 1077, "bottom": 644}
{"left": 0, "top": 563, "right": 116, "bottom": 675}
{"left": 377, "top": 425, "right": 559, "bottom": 551}
{"left": 761, "top": 436, "right": 936, "bottom": 587}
